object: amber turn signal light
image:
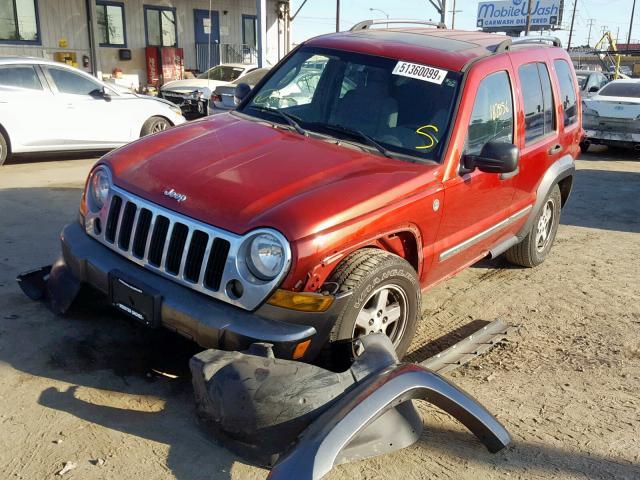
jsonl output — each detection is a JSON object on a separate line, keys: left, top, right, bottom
{"left": 292, "top": 339, "right": 312, "bottom": 360}
{"left": 267, "top": 289, "right": 334, "bottom": 312}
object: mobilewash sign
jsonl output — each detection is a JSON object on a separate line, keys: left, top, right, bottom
{"left": 477, "top": 0, "right": 562, "bottom": 30}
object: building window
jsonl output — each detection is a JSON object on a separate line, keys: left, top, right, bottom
{"left": 242, "top": 15, "right": 257, "bottom": 49}
{"left": 144, "top": 5, "right": 176, "bottom": 47}
{"left": 96, "top": 1, "right": 126, "bottom": 47}
{"left": 0, "top": 0, "right": 40, "bottom": 44}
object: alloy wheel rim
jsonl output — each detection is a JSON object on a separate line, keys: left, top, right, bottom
{"left": 152, "top": 122, "right": 168, "bottom": 133}
{"left": 535, "top": 199, "right": 555, "bottom": 253}
{"left": 352, "top": 284, "right": 408, "bottom": 354}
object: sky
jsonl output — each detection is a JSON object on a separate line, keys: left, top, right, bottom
{"left": 289, "top": 0, "right": 639, "bottom": 48}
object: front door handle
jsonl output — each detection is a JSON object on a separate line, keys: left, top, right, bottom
{"left": 548, "top": 144, "right": 562, "bottom": 155}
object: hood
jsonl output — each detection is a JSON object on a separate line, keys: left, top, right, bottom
{"left": 103, "top": 114, "right": 439, "bottom": 241}
{"left": 584, "top": 96, "right": 640, "bottom": 118}
{"left": 162, "top": 79, "right": 230, "bottom": 93}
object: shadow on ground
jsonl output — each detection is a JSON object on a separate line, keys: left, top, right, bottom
{"left": 416, "top": 425, "right": 640, "bottom": 479}
{"left": 4, "top": 150, "right": 107, "bottom": 165}
{"left": 560, "top": 168, "right": 640, "bottom": 233}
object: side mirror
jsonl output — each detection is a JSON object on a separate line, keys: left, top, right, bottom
{"left": 462, "top": 141, "right": 519, "bottom": 174}
{"left": 90, "top": 88, "right": 111, "bottom": 102}
{"left": 234, "top": 83, "right": 251, "bottom": 106}
{"left": 588, "top": 86, "right": 599, "bottom": 93}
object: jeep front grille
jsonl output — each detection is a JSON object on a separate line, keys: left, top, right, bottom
{"left": 104, "top": 194, "right": 230, "bottom": 290}
{"left": 85, "top": 185, "right": 290, "bottom": 311}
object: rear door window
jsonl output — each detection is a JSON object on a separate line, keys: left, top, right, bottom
{"left": 465, "top": 71, "right": 514, "bottom": 156}
{"left": 0, "top": 65, "right": 43, "bottom": 90}
{"left": 518, "top": 62, "right": 555, "bottom": 143}
{"left": 553, "top": 60, "right": 578, "bottom": 126}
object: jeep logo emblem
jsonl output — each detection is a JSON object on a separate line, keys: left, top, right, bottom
{"left": 163, "top": 188, "right": 187, "bottom": 203}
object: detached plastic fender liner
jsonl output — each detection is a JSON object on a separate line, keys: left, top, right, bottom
{"left": 16, "top": 258, "right": 81, "bottom": 314}
{"left": 269, "top": 363, "right": 512, "bottom": 480}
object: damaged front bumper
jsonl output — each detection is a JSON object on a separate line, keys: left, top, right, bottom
{"left": 17, "top": 222, "right": 349, "bottom": 360}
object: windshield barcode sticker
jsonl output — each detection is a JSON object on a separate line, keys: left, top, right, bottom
{"left": 392, "top": 61, "right": 447, "bottom": 84}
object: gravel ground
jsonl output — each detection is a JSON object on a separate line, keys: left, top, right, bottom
{"left": 0, "top": 147, "right": 638, "bottom": 479}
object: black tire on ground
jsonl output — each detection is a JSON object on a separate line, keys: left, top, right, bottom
{"left": 579, "top": 141, "right": 589, "bottom": 154}
{"left": 140, "top": 116, "right": 171, "bottom": 137}
{"left": 325, "top": 249, "right": 421, "bottom": 361}
{"left": 506, "top": 184, "right": 562, "bottom": 268}
{"left": 0, "top": 129, "right": 8, "bottom": 166}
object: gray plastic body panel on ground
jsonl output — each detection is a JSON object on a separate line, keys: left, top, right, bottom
{"left": 269, "top": 362, "right": 511, "bottom": 479}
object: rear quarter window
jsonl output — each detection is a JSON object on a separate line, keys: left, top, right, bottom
{"left": 553, "top": 60, "right": 578, "bottom": 127}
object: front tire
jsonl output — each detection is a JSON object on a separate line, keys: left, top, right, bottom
{"left": 506, "top": 184, "right": 561, "bottom": 267}
{"left": 0, "top": 130, "right": 8, "bottom": 166}
{"left": 326, "top": 249, "right": 421, "bottom": 360}
{"left": 141, "top": 116, "right": 171, "bottom": 137}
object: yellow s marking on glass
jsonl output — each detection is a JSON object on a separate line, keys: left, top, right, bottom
{"left": 415, "top": 124, "right": 439, "bottom": 150}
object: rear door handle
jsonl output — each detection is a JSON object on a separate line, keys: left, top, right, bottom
{"left": 548, "top": 144, "right": 562, "bottom": 155}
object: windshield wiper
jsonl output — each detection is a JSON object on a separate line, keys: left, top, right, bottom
{"left": 312, "top": 123, "right": 393, "bottom": 158}
{"left": 249, "top": 106, "right": 307, "bottom": 136}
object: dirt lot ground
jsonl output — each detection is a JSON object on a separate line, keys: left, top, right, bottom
{"left": 0, "top": 148, "right": 638, "bottom": 480}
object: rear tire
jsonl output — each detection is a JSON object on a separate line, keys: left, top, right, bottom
{"left": 325, "top": 249, "right": 421, "bottom": 362}
{"left": 506, "top": 184, "right": 561, "bottom": 268}
{"left": 140, "top": 116, "right": 171, "bottom": 137}
{"left": 0, "top": 130, "right": 8, "bottom": 166}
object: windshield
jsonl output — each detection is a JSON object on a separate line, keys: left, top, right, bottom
{"left": 576, "top": 74, "right": 588, "bottom": 89}
{"left": 599, "top": 82, "right": 640, "bottom": 98}
{"left": 233, "top": 67, "right": 268, "bottom": 86}
{"left": 238, "top": 47, "right": 462, "bottom": 163}
{"left": 198, "top": 66, "right": 245, "bottom": 81}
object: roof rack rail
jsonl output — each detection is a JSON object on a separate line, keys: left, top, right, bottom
{"left": 495, "top": 36, "right": 563, "bottom": 52}
{"left": 349, "top": 19, "right": 446, "bottom": 31}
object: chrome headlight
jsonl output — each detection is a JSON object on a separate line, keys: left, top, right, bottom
{"left": 87, "top": 165, "right": 111, "bottom": 212}
{"left": 246, "top": 233, "right": 286, "bottom": 280}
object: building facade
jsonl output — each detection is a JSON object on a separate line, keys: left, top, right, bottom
{"left": 0, "top": 0, "right": 290, "bottom": 87}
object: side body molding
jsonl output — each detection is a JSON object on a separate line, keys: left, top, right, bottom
{"left": 517, "top": 154, "right": 575, "bottom": 239}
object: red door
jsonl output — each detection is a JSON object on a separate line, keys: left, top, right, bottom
{"left": 427, "top": 57, "right": 519, "bottom": 285}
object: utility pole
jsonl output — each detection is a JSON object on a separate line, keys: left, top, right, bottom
{"left": 627, "top": 0, "right": 637, "bottom": 50}
{"left": 525, "top": 0, "right": 533, "bottom": 35}
{"left": 449, "top": 0, "right": 462, "bottom": 29}
{"left": 428, "top": 0, "right": 448, "bottom": 26}
{"left": 567, "top": 0, "right": 578, "bottom": 49}
{"left": 336, "top": 0, "right": 340, "bottom": 32}
{"left": 586, "top": 18, "right": 595, "bottom": 47}
{"left": 616, "top": 26, "right": 620, "bottom": 44}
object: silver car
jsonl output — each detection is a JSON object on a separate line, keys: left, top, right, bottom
{"left": 582, "top": 79, "right": 640, "bottom": 152}
{"left": 209, "top": 67, "right": 270, "bottom": 113}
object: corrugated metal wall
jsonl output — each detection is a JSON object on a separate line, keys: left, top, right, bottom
{"left": 0, "top": 0, "right": 285, "bottom": 81}
{"left": 0, "top": 0, "right": 90, "bottom": 57}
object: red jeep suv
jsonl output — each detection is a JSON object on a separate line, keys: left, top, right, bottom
{"left": 46, "top": 22, "right": 580, "bottom": 362}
